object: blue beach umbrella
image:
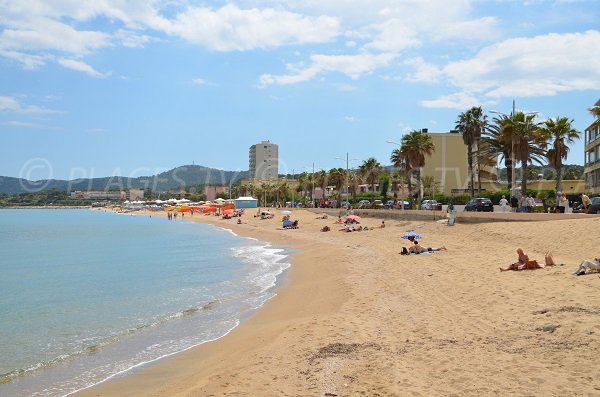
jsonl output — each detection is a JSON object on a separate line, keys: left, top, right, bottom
{"left": 401, "top": 231, "right": 422, "bottom": 240}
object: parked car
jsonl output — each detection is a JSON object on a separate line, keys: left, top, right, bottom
{"left": 358, "top": 199, "right": 370, "bottom": 208}
{"left": 587, "top": 197, "right": 600, "bottom": 214}
{"left": 420, "top": 199, "right": 439, "bottom": 210}
{"left": 384, "top": 200, "right": 410, "bottom": 209}
{"left": 340, "top": 201, "right": 351, "bottom": 209}
{"left": 373, "top": 199, "right": 384, "bottom": 208}
{"left": 464, "top": 198, "right": 494, "bottom": 212}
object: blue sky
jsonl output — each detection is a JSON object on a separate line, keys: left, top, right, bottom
{"left": 1, "top": 0, "right": 599, "bottom": 181}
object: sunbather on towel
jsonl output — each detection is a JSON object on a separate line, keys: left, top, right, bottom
{"left": 500, "top": 248, "right": 555, "bottom": 271}
{"left": 409, "top": 241, "right": 447, "bottom": 254}
{"left": 573, "top": 257, "right": 600, "bottom": 275}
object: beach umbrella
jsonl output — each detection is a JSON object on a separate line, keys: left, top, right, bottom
{"left": 281, "top": 210, "right": 291, "bottom": 215}
{"left": 346, "top": 215, "right": 361, "bottom": 222}
{"left": 401, "top": 231, "right": 422, "bottom": 240}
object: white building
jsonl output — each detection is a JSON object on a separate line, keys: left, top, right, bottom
{"left": 249, "top": 140, "right": 278, "bottom": 179}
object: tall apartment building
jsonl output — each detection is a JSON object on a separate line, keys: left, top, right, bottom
{"left": 584, "top": 99, "right": 600, "bottom": 194}
{"left": 249, "top": 140, "right": 278, "bottom": 179}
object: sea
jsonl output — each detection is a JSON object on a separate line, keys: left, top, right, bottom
{"left": 0, "top": 209, "right": 291, "bottom": 397}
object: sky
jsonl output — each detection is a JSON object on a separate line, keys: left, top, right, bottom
{"left": 1, "top": 0, "right": 599, "bottom": 181}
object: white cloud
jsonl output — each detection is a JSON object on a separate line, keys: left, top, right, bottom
{"left": 420, "top": 92, "right": 485, "bottom": 110}
{"left": 192, "top": 78, "right": 207, "bottom": 86}
{"left": 443, "top": 30, "right": 600, "bottom": 98}
{"left": 115, "top": 29, "right": 152, "bottom": 48}
{"left": 260, "top": 52, "right": 396, "bottom": 85}
{"left": 0, "top": 50, "right": 49, "bottom": 69}
{"left": 160, "top": 4, "right": 341, "bottom": 51}
{"left": 0, "top": 18, "right": 111, "bottom": 55}
{"left": 0, "top": 96, "right": 64, "bottom": 114}
{"left": 1, "top": 120, "right": 53, "bottom": 129}
{"left": 58, "top": 58, "right": 109, "bottom": 78}
{"left": 404, "top": 57, "right": 442, "bottom": 83}
{"left": 344, "top": 116, "right": 358, "bottom": 122}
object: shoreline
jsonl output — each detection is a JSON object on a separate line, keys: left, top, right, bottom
{"left": 74, "top": 209, "right": 600, "bottom": 396}
{"left": 75, "top": 209, "right": 353, "bottom": 396}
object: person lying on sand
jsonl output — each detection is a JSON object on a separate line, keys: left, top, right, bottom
{"left": 573, "top": 257, "right": 600, "bottom": 275}
{"left": 400, "top": 242, "right": 446, "bottom": 255}
{"left": 315, "top": 214, "right": 328, "bottom": 219}
{"left": 410, "top": 240, "right": 446, "bottom": 254}
{"left": 499, "top": 248, "right": 555, "bottom": 271}
{"left": 320, "top": 225, "right": 330, "bottom": 232}
{"left": 334, "top": 217, "right": 344, "bottom": 224}
{"left": 340, "top": 225, "right": 362, "bottom": 232}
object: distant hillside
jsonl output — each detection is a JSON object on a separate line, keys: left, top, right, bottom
{"left": 0, "top": 165, "right": 248, "bottom": 194}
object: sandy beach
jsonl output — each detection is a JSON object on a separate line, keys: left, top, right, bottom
{"left": 76, "top": 209, "right": 600, "bottom": 396}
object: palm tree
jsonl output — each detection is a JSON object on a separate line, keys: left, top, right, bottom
{"left": 347, "top": 171, "right": 360, "bottom": 203}
{"left": 456, "top": 106, "right": 487, "bottom": 198}
{"left": 482, "top": 115, "right": 513, "bottom": 192}
{"left": 390, "top": 147, "right": 413, "bottom": 204}
{"left": 538, "top": 117, "right": 580, "bottom": 194}
{"left": 589, "top": 102, "right": 600, "bottom": 119}
{"left": 508, "top": 112, "right": 546, "bottom": 196}
{"left": 359, "top": 158, "right": 383, "bottom": 201}
{"left": 421, "top": 175, "right": 440, "bottom": 198}
{"left": 297, "top": 172, "right": 310, "bottom": 199}
{"left": 328, "top": 168, "right": 346, "bottom": 207}
{"left": 276, "top": 181, "right": 289, "bottom": 207}
{"left": 400, "top": 130, "right": 435, "bottom": 200}
{"left": 314, "top": 169, "right": 328, "bottom": 199}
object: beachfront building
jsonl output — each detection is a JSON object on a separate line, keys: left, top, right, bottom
{"left": 70, "top": 189, "right": 144, "bottom": 201}
{"left": 584, "top": 99, "right": 600, "bottom": 195}
{"left": 419, "top": 131, "right": 497, "bottom": 195}
{"left": 204, "top": 185, "right": 229, "bottom": 201}
{"left": 249, "top": 140, "right": 278, "bottom": 180}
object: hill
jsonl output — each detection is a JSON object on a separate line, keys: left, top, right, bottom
{"left": 0, "top": 165, "right": 248, "bottom": 195}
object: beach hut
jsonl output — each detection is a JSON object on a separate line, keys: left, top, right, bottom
{"left": 234, "top": 196, "right": 258, "bottom": 209}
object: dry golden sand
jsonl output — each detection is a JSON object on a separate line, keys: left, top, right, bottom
{"left": 77, "top": 209, "right": 600, "bottom": 397}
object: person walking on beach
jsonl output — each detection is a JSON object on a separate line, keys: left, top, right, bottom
{"left": 520, "top": 196, "right": 530, "bottom": 213}
{"left": 526, "top": 195, "right": 535, "bottom": 213}
{"left": 510, "top": 196, "right": 518, "bottom": 212}
{"left": 499, "top": 195, "right": 509, "bottom": 212}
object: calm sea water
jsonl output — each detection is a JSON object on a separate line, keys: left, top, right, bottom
{"left": 0, "top": 209, "right": 290, "bottom": 397}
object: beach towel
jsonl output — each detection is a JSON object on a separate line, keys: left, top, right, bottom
{"left": 400, "top": 251, "right": 435, "bottom": 256}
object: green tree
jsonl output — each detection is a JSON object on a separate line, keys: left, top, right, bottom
{"left": 359, "top": 158, "right": 383, "bottom": 201}
{"left": 379, "top": 173, "right": 390, "bottom": 200}
{"left": 390, "top": 147, "right": 412, "bottom": 202}
{"left": 328, "top": 167, "right": 346, "bottom": 207}
{"left": 456, "top": 106, "right": 487, "bottom": 198}
{"left": 314, "top": 169, "right": 328, "bottom": 198}
{"left": 501, "top": 112, "right": 545, "bottom": 196}
{"left": 483, "top": 115, "right": 514, "bottom": 192}
{"left": 589, "top": 102, "right": 600, "bottom": 119}
{"left": 421, "top": 175, "right": 440, "bottom": 198}
{"left": 538, "top": 116, "right": 581, "bottom": 194}
{"left": 400, "top": 130, "right": 435, "bottom": 200}
{"left": 564, "top": 165, "right": 583, "bottom": 180}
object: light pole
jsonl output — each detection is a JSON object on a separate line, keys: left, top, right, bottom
{"left": 335, "top": 153, "right": 359, "bottom": 204}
